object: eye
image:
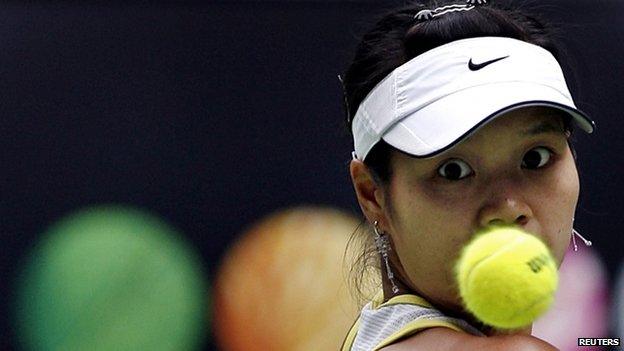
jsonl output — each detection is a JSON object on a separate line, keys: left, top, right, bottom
{"left": 522, "top": 147, "right": 553, "bottom": 169}
{"left": 437, "top": 159, "right": 473, "bottom": 181}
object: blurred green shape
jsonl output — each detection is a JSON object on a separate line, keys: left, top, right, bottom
{"left": 15, "top": 205, "right": 207, "bottom": 351}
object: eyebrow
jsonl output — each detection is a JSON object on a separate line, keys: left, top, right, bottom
{"left": 521, "top": 120, "right": 565, "bottom": 136}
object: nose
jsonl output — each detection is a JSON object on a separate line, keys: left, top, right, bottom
{"left": 478, "top": 197, "right": 532, "bottom": 228}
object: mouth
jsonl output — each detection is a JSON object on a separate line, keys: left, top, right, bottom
{"left": 472, "top": 223, "right": 523, "bottom": 236}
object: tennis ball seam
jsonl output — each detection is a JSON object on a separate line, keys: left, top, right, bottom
{"left": 507, "top": 290, "right": 554, "bottom": 322}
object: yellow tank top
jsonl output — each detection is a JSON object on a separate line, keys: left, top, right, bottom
{"left": 341, "top": 291, "right": 484, "bottom": 351}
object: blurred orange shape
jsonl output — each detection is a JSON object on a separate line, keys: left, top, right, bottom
{"left": 214, "top": 206, "right": 374, "bottom": 351}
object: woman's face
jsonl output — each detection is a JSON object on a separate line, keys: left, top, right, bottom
{"left": 377, "top": 107, "right": 579, "bottom": 311}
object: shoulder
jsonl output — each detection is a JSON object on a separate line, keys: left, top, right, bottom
{"left": 379, "top": 327, "right": 559, "bottom": 351}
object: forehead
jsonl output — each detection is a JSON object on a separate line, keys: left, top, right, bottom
{"left": 474, "top": 106, "right": 567, "bottom": 134}
{"left": 445, "top": 106, "right": 568, "bottom": 148}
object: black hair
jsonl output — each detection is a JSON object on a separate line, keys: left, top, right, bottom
{"left": 342, "top": 0, "right": 576, "bottom": 185}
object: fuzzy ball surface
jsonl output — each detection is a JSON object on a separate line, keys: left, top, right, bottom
{"left": 455, "top": 226, "right": 559, "bottom": 330}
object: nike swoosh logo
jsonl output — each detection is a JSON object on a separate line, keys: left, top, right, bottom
{"left": 468, "top": 55, "right": 509, "bottom": 71}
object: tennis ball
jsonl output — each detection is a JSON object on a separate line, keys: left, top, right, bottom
{"left": 14, "top": 205, "right": 206, "bottom": 351}
{"left": 455, "top": 225, "right": 559, "bottom": 330}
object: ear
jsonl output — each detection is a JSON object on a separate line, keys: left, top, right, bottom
{"left": 349, "top": 159, "right": 390, "bottom": 227}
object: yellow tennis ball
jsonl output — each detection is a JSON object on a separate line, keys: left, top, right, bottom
{"left": 455, "top": 225, "right": 559, "bottom": 330}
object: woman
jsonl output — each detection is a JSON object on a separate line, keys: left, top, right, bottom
{"left": 340, "top": 1, "right": 596, "bottom": 350}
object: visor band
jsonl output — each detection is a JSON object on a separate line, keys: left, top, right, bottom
{"left": 351, "top": 37, "right": 595, "bottom": 161}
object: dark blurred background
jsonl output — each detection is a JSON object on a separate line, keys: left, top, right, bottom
{"left": 1, "top": 1, "right": 622, "bottom": 350}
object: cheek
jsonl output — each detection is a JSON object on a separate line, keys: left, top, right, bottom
{"left": 389, "top": 180, "right": 474, "bottom": 246}
{"left": 536, "top": 159, "right": 580, "bottom": 261}
{"left": 387, "top": 181, "right": 474, "bottom": 295}
{"left": 541, "top": 160, "right": 579, "bottom": 210}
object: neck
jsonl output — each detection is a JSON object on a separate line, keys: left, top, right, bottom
{"left": 440, "top": 303, "right": 534, "bottom": 337}
{"left": 381, "top": 278, "right": 533, "bottom": 337}
{"left": 379, "top": 253, "right": 534, "bottom": 337}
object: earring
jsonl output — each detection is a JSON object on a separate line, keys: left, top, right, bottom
{"left": 373, "top": 221, "right": 400, "bottom": 294}
{"left": 571, "top": 217, "right": 592, "bottom": 251}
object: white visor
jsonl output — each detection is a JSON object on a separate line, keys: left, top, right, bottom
{"left": 351, "top": 36, "right": 595, "bottom": 161}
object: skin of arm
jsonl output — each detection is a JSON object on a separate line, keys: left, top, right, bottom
{"left": 379, "top": 327, "right": 559, "bottom": 351}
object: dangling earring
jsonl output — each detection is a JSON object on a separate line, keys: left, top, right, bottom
{"left": 571, "top": 217, "right": 592, "bottom": 251}
{"left": 373, "top": 221, "right": 400, "bottom": 294}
